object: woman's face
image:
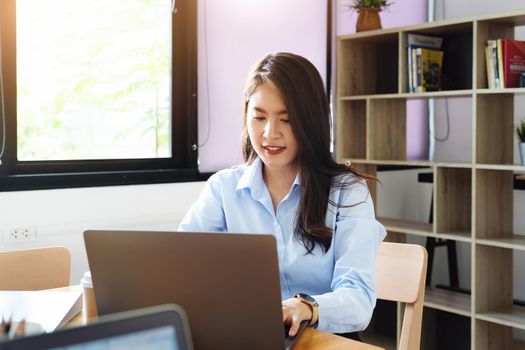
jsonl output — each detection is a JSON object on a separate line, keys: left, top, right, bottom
{"left": 246, "top": 81, "right": 299, "bottom": 175}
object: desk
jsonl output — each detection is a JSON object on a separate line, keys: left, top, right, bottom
{"left": 60, "top": 286, "right": 383, "bottom": 350}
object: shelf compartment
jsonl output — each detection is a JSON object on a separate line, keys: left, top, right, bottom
{"left": 337, "top": 32, "right": 398, "bottom": 96}
{"left": 435, "top": 167, "right": 472, "bottom": 235}
{"left": 335, "top": 100, "right": 366, "bottom": 161}
{"left": 474, "top": 242, "right": 525, "bottom": 350}
{"left": 475, "top": 169, "right": 514, "bottom": 240}
{"left": 403, "top": 22, "right": 473, "bottom": 92}
{"left": 425, "top": 287, "right": 471, "bottom": 317}
{"left": 367, "top": 99, "right": 406, "bottom": 160}
{"left": 476, "top": 12, "right": 525, "bottom": 89}
{"left": 476, "top": 94, "right": 514, "bottom": 164}
{"left": 475, "top": 319, "right": 525, "bottom": 350}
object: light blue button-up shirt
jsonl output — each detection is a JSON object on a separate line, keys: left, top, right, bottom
{"left": 179, "top": 158, "right": 386, "bottom": 333}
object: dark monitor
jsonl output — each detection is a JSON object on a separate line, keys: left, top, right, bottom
{"left": 0, "top": 304, "right": 193, "bottom": 350}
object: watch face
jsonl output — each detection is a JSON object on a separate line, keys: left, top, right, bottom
{"left": 297, "top": 293, "right": 315, "bottom": 303}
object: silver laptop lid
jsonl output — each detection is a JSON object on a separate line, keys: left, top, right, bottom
{"left": 84, "top": 230, "right": 285, "bottom": 350}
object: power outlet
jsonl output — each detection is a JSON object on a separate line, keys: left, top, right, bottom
{"left": 4, "top": 227, "right": 37, "bottom": 243}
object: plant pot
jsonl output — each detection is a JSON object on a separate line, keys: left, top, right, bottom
{"left": 356, "top": 8, "right": 382, "bottom": 32}
{"left": 518, "top": 142, "right": 525, "bottom": 165}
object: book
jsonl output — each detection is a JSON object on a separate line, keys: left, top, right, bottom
{"left": 487, "top": 40, "right": 500, "bottom": 88}
{"left": 0, "top": 290, "right": 82, "bottom": 333}
{"left": 485, "top": 44, "right": 495, "bottom": 89}
{"left": 497, "top": 39, "right": 505, "bottom": 88}
{"left": 413, "top": 47, "right": 444, "bottom": 92}
{"left": 419, "top": 48, "right": 444, "bottom": 92}
{"left": 500, "top": 38, "right": 525, "bottom": 88}
{"left": 485, "top": 40, "right": 500, "bottom": 89}
{"left": 407, "top": 34, "right": 443, "bottom": 92}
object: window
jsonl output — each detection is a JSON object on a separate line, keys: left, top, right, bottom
{"left": 0, "top": 0, "right": 198, "bottom": 191}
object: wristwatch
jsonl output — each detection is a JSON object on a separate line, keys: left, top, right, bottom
{"left": 294, "top": 293, "right": 319, "bottom": 327}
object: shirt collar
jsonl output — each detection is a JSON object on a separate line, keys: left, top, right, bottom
{"left": 236, "top": 157, "right": 301, "bottom": 194}
{"left": 236, "top": 157, "right": 263, "bottom": 192}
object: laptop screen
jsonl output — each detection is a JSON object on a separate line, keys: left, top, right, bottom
{"left": 0, "top": 305, "right": 193, "bottom": 350}
{"left": 52, "top": 326, "right": 179, "bottom": 350}
{"left": 49, "top": 325, "right": 178, "bottom": 350}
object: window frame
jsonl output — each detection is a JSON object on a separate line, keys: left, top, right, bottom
{"left": 0, "top": 0, "right": 199, "bottom": 191}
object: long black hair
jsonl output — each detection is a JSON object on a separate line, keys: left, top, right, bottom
{"left": 241, "top": 52, "right": 374, "bottom": 254}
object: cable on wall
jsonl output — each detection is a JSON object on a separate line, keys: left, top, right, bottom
{"left": 428, "top": 0, "right": 450, "bottom": 161}
{"left": 433, "top": 98, "right": 450, "bottom": 141}
{"left": 0, "top": 24, "right": 6, "bottom": 165}
{"left": 433, "top": 0, "right": 450, "bottom": 143}
{"left": 198, "top": 0, "right": 211, "bottom": 148}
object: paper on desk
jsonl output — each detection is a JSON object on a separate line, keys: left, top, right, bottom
{"left": 0, "top": 290, "right": 82, "bottom": 333}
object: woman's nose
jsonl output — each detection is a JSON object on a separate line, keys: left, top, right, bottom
{"left": 263, "top": 120, "right": 280, "bottom": 139}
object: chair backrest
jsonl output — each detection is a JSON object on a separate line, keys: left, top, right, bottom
{"left": 0, "top": 246, "right": 71, "bottom": 290}
{"left": 375, "top": 242, "right": 428, "bottom": 350}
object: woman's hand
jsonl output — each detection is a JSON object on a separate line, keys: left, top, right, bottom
{"left": 282, "top": 297, "right": 312, "bottom": 336}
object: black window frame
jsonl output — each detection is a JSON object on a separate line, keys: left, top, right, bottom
{"left": 0, "top": 0, "right": 200, "bottom": 191}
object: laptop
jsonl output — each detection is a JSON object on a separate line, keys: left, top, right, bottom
{"left": 0, "top": 304, "right": 193, "bottom": 350}
{"left": 84, "top": 230, "right": 303, "bottom": 350}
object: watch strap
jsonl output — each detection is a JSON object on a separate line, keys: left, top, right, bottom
{"left": 294, "top": 293, "right": 319, "bottom": 327}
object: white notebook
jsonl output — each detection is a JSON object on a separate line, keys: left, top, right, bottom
{"left": 0, "top": 290, "right": 82, "bottom": 333}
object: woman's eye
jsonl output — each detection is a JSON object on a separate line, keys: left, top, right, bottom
{"left": 280, "top": 119, "right": 290, "bottom": 124}
{"left": 253, "top": 115, "right": 266, "bottom": 121}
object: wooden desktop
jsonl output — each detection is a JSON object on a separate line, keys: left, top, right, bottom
{"left": 60, "top": 286, "right": 383, "bottom": 350}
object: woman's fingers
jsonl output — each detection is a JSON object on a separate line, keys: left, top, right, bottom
{"left": 287, "top": 314, "right": 302, "bottom": 336}
{"left": 282, "top": 297, "right": 312, "bottom": 336}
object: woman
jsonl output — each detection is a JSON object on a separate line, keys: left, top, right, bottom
{"left": 179, "top": 52, "right": 386, "bottom": 337}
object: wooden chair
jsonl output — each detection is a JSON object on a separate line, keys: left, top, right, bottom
{"left": 375, "top": 242, "right": 428, "bottom": 350}
{"left": 0, "top": 246, "right": 71, "bottom": 290}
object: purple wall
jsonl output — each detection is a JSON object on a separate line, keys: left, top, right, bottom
{"left": 197, "top": 0, "right": 327, "bottom": 172}
{"left": 197, "top": 0, "right": 428, "bottom": 171}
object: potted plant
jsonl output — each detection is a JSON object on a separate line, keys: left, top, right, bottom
{"left": 349, "top": 0, "right": 393, "bottom": 32}
{"left": 517, "top": 118, "right": 525, "bottom": 165}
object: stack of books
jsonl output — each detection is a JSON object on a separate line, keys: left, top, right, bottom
{"left": 407, "top": 33, "right": 444, "bottom": 93}
{"left": 485, "top": 38, "right": 525, "bottom": 89}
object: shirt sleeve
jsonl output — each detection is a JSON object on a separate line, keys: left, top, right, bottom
{"left": 178, "top": 174, "right": 227, "bottom": 232}
{"left": 313, "top": 180, "right": 387, "bottom": 334}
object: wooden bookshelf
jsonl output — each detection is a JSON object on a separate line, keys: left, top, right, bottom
{"left": 336, "top": 9, "right": 525, "bottom": 350}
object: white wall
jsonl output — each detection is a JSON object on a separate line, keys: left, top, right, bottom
{"left": 0, "top": 182, "right": 205, "bottom": 283}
